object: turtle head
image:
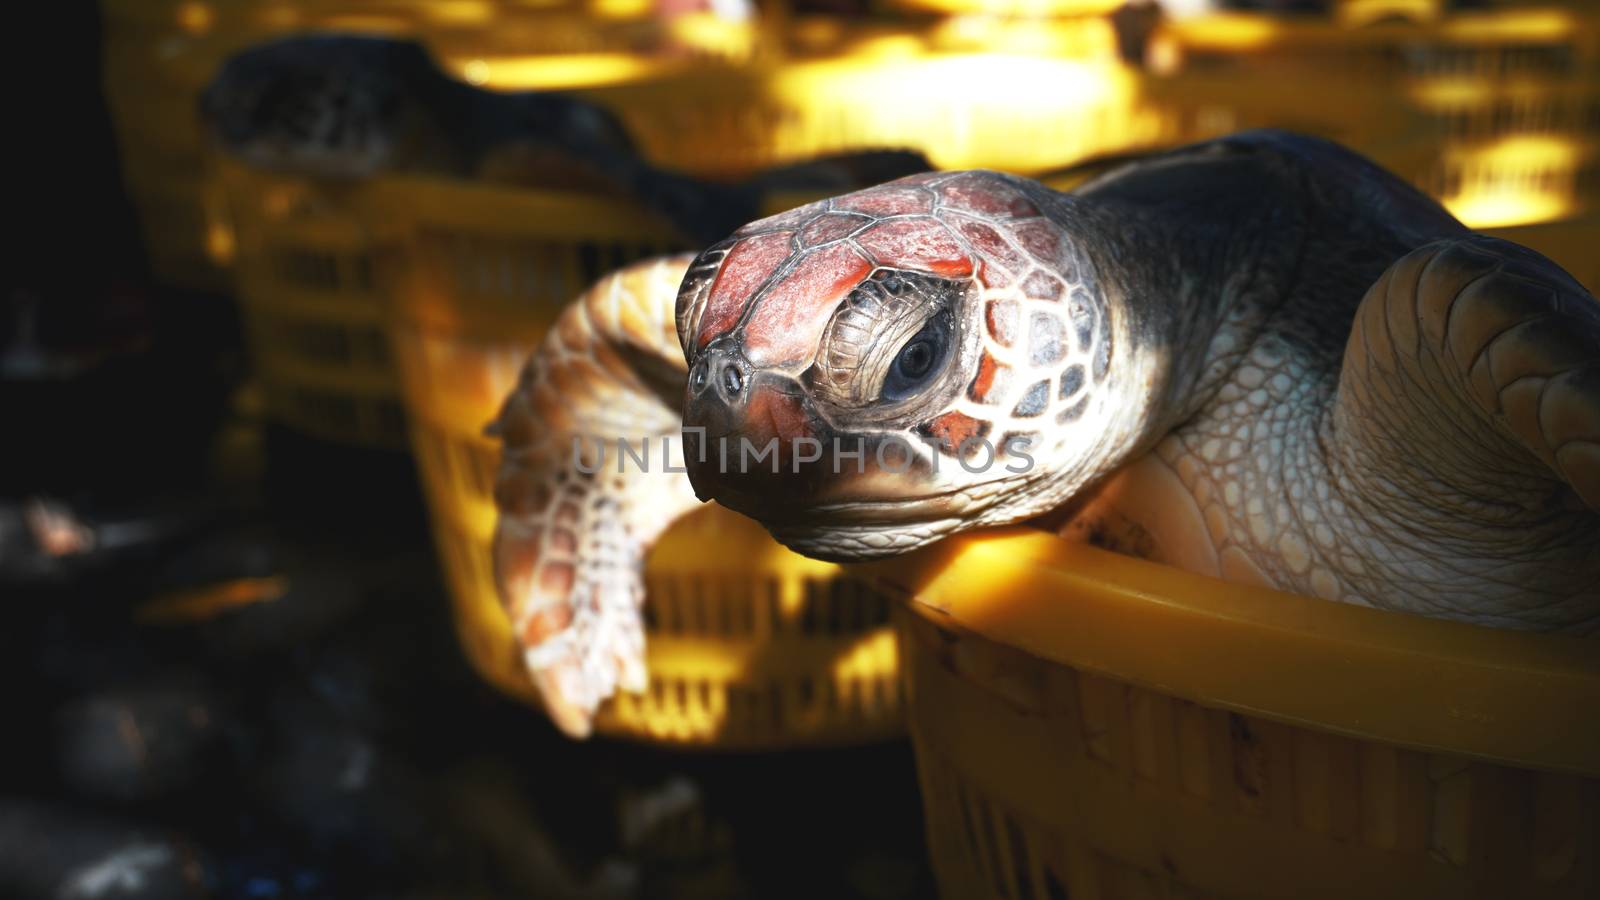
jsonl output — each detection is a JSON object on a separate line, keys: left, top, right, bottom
{"left": 201, "top": 36, "right": 438, "bottom": 177}
{"left": 675, "top": 172, "right": 1124, "bottom": 560}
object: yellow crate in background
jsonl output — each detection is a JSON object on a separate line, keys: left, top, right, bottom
{"left": 875, "top": 0, "right": 1124, "bottom": 17}
{"left": 576, "top": 53, "right": 1173, "bottom": 177}
{"left": 557, "top": 9, "right": 1597, "bottom": 198}
{"left": 451, "top": 502, "right": 904, "bottom": 747}
{"left": 427, "top": 8, "right": 760, "bottom": 90}
{"left": 375, "top": 176, "right": 903, "bottom": 747}
{"left": 1334, "top": 0, "right": 1448, "bottom": 26}
{"left": 102, "top": 32, "right": 241, "bottom": 290}
{"left": 1155, "top": 9, "right": 1600, "bottom": 228}
{"left": 1422, "top": 131, "right": 1600, "bottom": 227}
{"left": 863, "top": 530, "right": 1600, "bottom": 899}
{"left": 1158, "top": 8, "right": 1599, "bottom": 80}
{"left": 218, "top": 160, "right": 408, "bottom": 447}
{"left": 122, "top": 161, "right": 238, "bottom": 286}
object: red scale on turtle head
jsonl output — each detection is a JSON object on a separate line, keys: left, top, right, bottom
{"left": 740, "top": 241, "right": 874, "bottom": 366}
{"left": 685, "top": 173, "right": 1068, "bottom": 367}
{"left": 798, "top": 212, "right": 871, "bottom": 248}
{"left": 696, "top": 179, "right": 984, "bottom": 368}
{"left": 854, "top": 217, "right": 973, "bottom": 279}
{"left": 936, "top": 171, "right": 1041, "bottom": 219}
{"left": 696, "top": 230, "right": 794, "bottom": 349}
{"left": 833, "top": 184, "right": 935, "bottom": 217}
{"left": 945, "top": 215, "right": 1029, "bottom": 288}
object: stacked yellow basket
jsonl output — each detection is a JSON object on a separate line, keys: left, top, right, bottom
{"left": 218, "top": 160, "right": 408, "bottom": 447}
{"left": 99, "top": 0, "right": 425, "bottom": 291}
{"left": 572, "top": 16, "right": 1174, "bottom": 177}
{"left": 1153, "top": 8, "right": 1600, "bottom": 286}
{"left": 865, "top": 530, "right": 1600, "bottom": 899}
{"left": 197, "top": 0, "right": 765, "bottom": 447}
{"left": 101, "top": 1, "right": 248, "bottom": 291}
{"left": 373, "top": 176, "right": 904, "bottom": 747}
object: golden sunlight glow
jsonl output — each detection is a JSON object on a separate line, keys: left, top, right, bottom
{"left": 1440, "top": 134, "right": 1586, "bottom": 229}
{"left": 176, "top": 2, "right": 214, "bottom": 36}
{"left": 1335, "top": 0, "right": 1441, "bottom": 27}
{"left": 588, "top": 0, "right": 653, "bottom": 19}
{"left": 1436, "top": 8, "right": 1576, "bottom": 42}
{"left": 666, "top": 13, "right": 759, "bottom": 60}
{"left": 830, "top": 629, "right": 899, "bottom": 682}
{"left": 889, "top": 0, "right": 1123, "bottom": 17}
{"left": 442, "top": 53, "right": 674, "bottom": 91}
{"left": 205, "top": 220, "right": 237, "bottom": 265}
{"left": 423, "top": 0, "right": 497, "bottom": 27}
{"left": 1448, "top": 191, "right": 1573, "bottom": 230}
{"left": 764, "top": 53, "right": 1148, "bottom": 172}
{"left": 1164, "top": 13, "right": 1284, "bottom": 52}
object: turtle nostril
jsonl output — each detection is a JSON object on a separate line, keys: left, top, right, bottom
{"left": 721, "top": 366, "right": 744, "bottom": 397}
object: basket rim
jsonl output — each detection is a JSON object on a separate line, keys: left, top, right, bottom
{"left": 857, "top": 528, "right": 1600, "bottom": 775}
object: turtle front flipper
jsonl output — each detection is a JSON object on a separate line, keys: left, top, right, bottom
{"left": 490, "top": 255, "right": 702, "bottom": 737}
{"left": 1331, "top": 236, "right": 1600, "bottom": 627}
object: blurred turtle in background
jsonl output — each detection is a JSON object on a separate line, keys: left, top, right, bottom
{"left": 201, "top": 35, "right": 640, "bottom": 186}
{"left": 201, "top": 35, "right": 932, "bottom": 244}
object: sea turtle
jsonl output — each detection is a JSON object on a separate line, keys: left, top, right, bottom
{"left": 201, "top": 35, "right": 929, "bottom": 242}
{"left": 201, "top": 35, "right": 637, "bottom": 184}
{"left": 492, "top": 131, "right": 1599, "bottom": 736}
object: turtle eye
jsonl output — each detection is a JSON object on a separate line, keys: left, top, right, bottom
{"left": 880, "top": 315, "right": 951, "bottom": 403}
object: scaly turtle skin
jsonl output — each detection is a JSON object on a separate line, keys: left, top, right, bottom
{"left": 492, "top": 257, "right": 701, "bottom": 737}
{"left": 494, "top": 131, "right": 1600, "bottom": 736}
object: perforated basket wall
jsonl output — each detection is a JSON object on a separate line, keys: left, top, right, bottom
{"left": 219, "top": 160, "right": 408, "bottom": 447}
{"left": 864, "top": 531, "right": 1600, "bottom": 900}
{"left": 376, "top": 176, "right": 903, "bottom": 747}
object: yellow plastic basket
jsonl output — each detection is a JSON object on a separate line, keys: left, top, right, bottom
{"left": 861, "top": 529, "right": 1600, "bottom": 899}
{"left": 102, "top": 31, "right": 242, "bottom": 290}
{"left": 1423, "top": 132, "right": 1600, "bottom": 228}
{"left": 218, "top": 160, "right": 408, "bottom": 447}
{"left": 877, "top": 0, "right": 1125, "bottom": 17}
{"left": 1159, "top": 9, "right": 1599, "bottom": 81}
{"left": 375, "top": 175, "right": 903, "bottom": 747}
{"left": 1154, "top": 10, "right": 1600, "bottom": 229}
{"left": 99, "top": 0, "right": 427, "bottom": 290}
{"left": 115, "top": 159, "right": 238, "bottom": 290}
{"left": 426, "top": 8, "right": 760, "bottom": 90}
{"left": 544, "top": 16, "right": 1183, "bottom": 178}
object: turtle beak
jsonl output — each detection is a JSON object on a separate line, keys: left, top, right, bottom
{"left": 682, "top": 347, "right": 827, "bottom": 513}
